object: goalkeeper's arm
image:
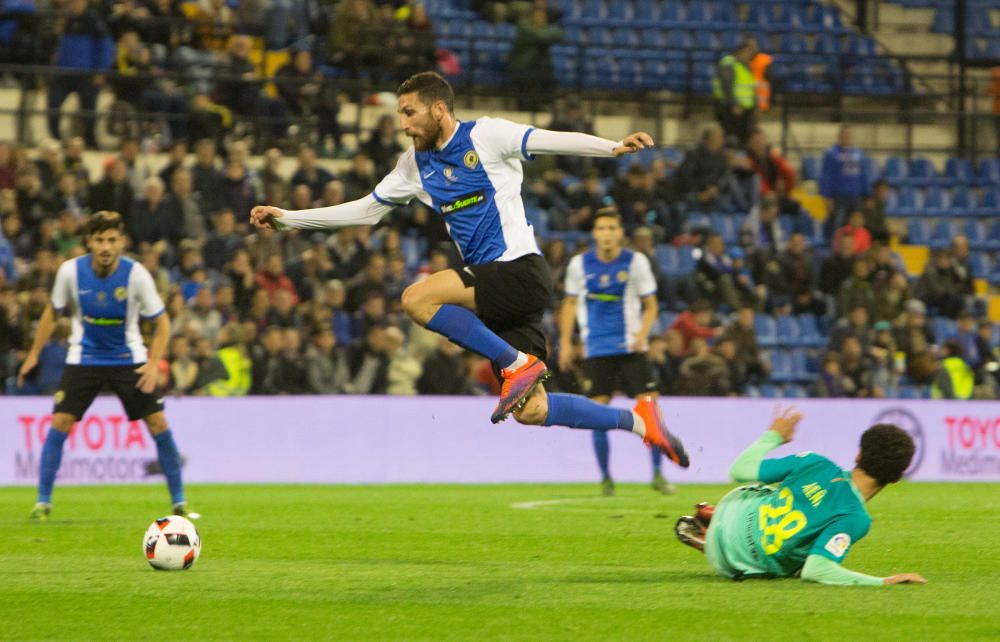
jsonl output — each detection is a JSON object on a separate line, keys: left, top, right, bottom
{"left": 729, "top": 407, "right": 802, "bottom": 482}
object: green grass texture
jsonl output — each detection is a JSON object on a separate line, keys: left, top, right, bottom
{"left": 2, "top": 483, "right": 998, "bottom": 640}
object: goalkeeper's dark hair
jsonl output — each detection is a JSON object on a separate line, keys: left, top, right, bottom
{"left": 83, "top": 211, "right": 125, "bottom": 238}
{"left": 858, "top": 423, "right": 915, "bottom": 486}
{"left": 397, "top": 71, "right": 455, "bottom": 114}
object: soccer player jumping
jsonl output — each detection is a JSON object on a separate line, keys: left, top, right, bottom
{"left": 675, "top": 407, "right": 926, "bottom": 586}
{"left": 18, "top": 211, "right": 191, "bottom": 520}
{"left": 250, "top": 71, "right": 688, "bottom": 468}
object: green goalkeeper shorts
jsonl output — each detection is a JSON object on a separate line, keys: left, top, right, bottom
{"left": 704, "top": 485, "right": 776, "bottom": 580}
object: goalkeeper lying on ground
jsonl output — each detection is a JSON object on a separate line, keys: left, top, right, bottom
{"left": 676, "top": 407, "right": 927, "bottom": 587}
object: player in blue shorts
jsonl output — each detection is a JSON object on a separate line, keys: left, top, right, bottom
{"left": 675, "top": 407, "right": 926, "bottom": 586}
{"left": 559, "top": 210, "right": 674, "bottom": 495}
{"left": 18, "top": 211, "right": 191, "bottom": 520}
{"left": 251, "top": 72, "right": 688, "bottom": 468}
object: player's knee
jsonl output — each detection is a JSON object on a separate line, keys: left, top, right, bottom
{"left": 513, "top": 394, "right": 548, "bottom": 425}
{"left": 401, "top": 284, "right": 430, "bottom": 323}
{"left": 51, "top": 413, "right": 75, "bottom": 433}
{"left": 144, "top": 413, "right": 168, "bottom": 434}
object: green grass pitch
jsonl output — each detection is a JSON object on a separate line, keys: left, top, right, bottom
{"left": 2, "top": 483, "right": 999, "bottom": 640}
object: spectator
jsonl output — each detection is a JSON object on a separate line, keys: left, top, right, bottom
{"left": 166, "top": 168, "right": 206, "bottom": 240}
{"left": 741, "top": 194, "right": 785, "bottom": 260}
{"left": 342, "top": 151, "right": 377, "bottom": 201}
{"left": 814, "top": 351, "right": 851, "bottom": 398}
{"left": 676, "top": 337, "right": 730, "bottom": 396}
{"left": 746, "top": 129, "right": 796, "bottom": 208}
{"left": 548, "top": 96, "right": 600, "bottom": 176}
{"left": 712, "top": 37, "right": 758, "bottom": 145}
{"left": 287, "top": 245, "right": 335, "bottom": 303}
{"left": 818, "top": 233, "right": 855, "bottom": 296}
{"left": 202, "top": 323, "right": 253, "bottom": 397}
{"left": 0, "top": 143, "right": 14, "bottom": 189}
{"left": 118, "top": 138, "right": 151, "bottom": 196}
{"left": 915, "top": 249, "right": 970, "bottom": 319}
{"left": 352, "top": 291, "right": 389, "bottom": 339}
{"left": 304, "top": 327, "right": 351, "bottom": 394}
{"left": 954, "top": 312, "right": 982, "bottom": 368}
{"left": 362, "top": 114, "right": 403, "bottom": 176}
{"left": 762, "top": 232, "right": 818, "bottom": 314}
{"left": 327, "top": 0, "right": 381, "bottom": 78}
{"left": 819, "top": 126, "right": 871, "bottom": 240}
{"left": 275, "top": 49, "right": 343, "bottom": 154}
{"left": 18, "top": 318, "right": 70, "bottom": 395}
{"left": 346, "top": 253, "right": 387, "bottom": 311}
{"left": 837, "top": 257, "right": 875, "bottom": 318}
{"left": 15, "top": 165, "right": 46, "bottom": 228}
{"left": 63, "top": 137, "right": 90, "bottom": 187}
{"left": 250, "top": 325, "right": 283, "bottom": 394}
{"left": 52, "top": 211, "right": 83, "bottom": 256}
{"left": 675, "top": 124, "right": 731, "bottom": 212}
{"left": 695, "top": 232, "right": 743, "bottom": 310}
{"left": 256, "top": 253, "right": 299, "bottom": 304}
{"left": 159, "top": 141, "right": 188, "bottom": 190}
{"left": 723, "top": 305, "right": 769, "bottom": 384}
{"left": 265, "top": 288, "right": 300, "bottom": 328}
{"left": 832, "top": 209, "right": 871, "bottom": 255}
{"left": 266, "top": 327, "right": 308, "bottom": 394}
{"left": 418, "top": 337, "right": 476, "bottom": 395}
{"left": 861, "top": 179, "right": 890, "bottom": 244}
{"left": 647, "top": 331, "right": 687, "bottom": 395}
{"left": 130, "top": 176, "right": 177, "bottom": 247}
{"left": 46, "top": 172, "right": 87, "bottom": 220}
{"left": 220, "top": 159, "right": 257, "bottom": 219}
{"left": 869, "top": 320, "right": 900, "bottom": 395}
{"left": 669, "top": 299, "right": 719, "bottom": 350}
{"left": 715, "top": 336, "right": 746, "bottom": 393}
{"left": 840, "top": 335, "right": 874, "bottom": 397}
{"left": 385, "top": 325, "right": 422, "bottom": 395}
{"left": 167, "top": 335, "right": 199, "bottom": 395}
{"left": 873, "top": 272, "right": 911, "bottom": 323}
{"left": 507, "top": 6, "right": 562, "bottom": 111}
{"left": 291, "top": 146, "right": 335, "bottom": 201}
{"left": 47, "top": 0, "right": 113, "bottom": 147}
{"left": 895, "top": 299, "right": 937, "bottom": 385}
{"left": 949, "top": 235, "right": 975, "bottom": 296}
{"left": 932, "top": 339, "right": 974, "bottom": 400}
{"left": 829, "top": 304, "right": 873, "bottom": 353}
{"left": 259, "top": 148, "right": 290, "bottom": 205}
{"left": 191, "top": 138, "right": 224, "bottom": 214}
{"left": 323, "top": 279, "right": 354, "bottom": 345}
{"left": 347, "top": 324, "right": 390, "bottom": 394}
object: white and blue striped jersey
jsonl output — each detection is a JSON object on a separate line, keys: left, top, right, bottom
{"left": 564, "top": 249, "right": 657, "bottom": 359}
{"left": 371, "top": 117, "right": 541, "bottom": 265}
{"left": 50, "top": 255, "right": 165, "bottom": 366}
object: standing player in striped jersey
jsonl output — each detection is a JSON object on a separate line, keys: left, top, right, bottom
{"left": 560, "top": 210, "right": 675, "bottom": 496}
{"left": 18, "top": 211, "right": 191, "bottom": 520}
{"left": 251, "top": 72, "right": 688, "bottom": 467}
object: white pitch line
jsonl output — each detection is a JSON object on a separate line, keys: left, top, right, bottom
{"left": 510, "top": 497, "right": 651, "bottom": 512}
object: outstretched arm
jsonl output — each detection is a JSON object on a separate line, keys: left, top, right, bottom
{"left": 729, "top": 407, "right": 801, "bottom": 482}
{"left": 526, "top": 129, "right": 655, "bottom": 158}
{"left": 249, "top": 194, "right": 394, "bottom": 231}
{"left": 801, "top": 555, "right": 926, "bottom": 587}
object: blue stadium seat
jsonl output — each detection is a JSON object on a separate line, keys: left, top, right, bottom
{"left": 783, "top": 384, "right": 809, "bottom": 398}
{"left": 969, "top": 252, "right": 993, "bottom": 279}
{"left": 907, "top": 158, "right": 938, "bottom": 187}
{"left": 801, "top": 156, "right": 821, "bottom": 182}
{"left": 692, "top": 30, "right": 718, "bottom": 51}
{"left": 981, "top": 189, "right": 1000, "bottom": 217}
{"left": 927, "top": 219, "right": 960, "bottom": 249}
{"left": 933, "top": 316, "right": 958, "bottom": 341}
{"left": 790, "top": 348, "right": 815, "bottom": 381}
{"left": 755, "top": 315, "right": 779, "bottom": 348}
{"left": 663, "top": 29, "right": 692, "bottom": 49}
{"left": 977, "top": 159, "right": 1000, "bottom": 186}
{"left": 847, "top": 35, "right": 877, "bottom": 58}
{"left": 769, "top": 350, "right": 794, "bottom": 383}
{"left": 587, "top": 26, "right": 612, "bottom": 47}
{"left": 983, "top": 219, "right": 1000, "bottom": 251}
{"left": 780, "top": 32, "right": 809, "bottom": 54}
{"left": 921, "top": 187, "right": 950, "bottom": 217}
{"left": 795, "top": 315, "right": 825, "bottom": 348}
{"left": 684, "top": 0, "right": 713, "bottom": 26}
{"left": 607, "top": 0, "right": 634, "bottom": 25}
{"left": 659, "top": 1, "right": 685, "bottom": 27}
{"left": 964, "top": 219, "right": 988, "bottom": 250}
{"left": 639, "top": 28, "right": 663, "bottom": 48}
{"left": 950, "top": 187, "right": 977, "bottom": 217}
{"left": 907, "top": 219, "right": 930, "bottom": 245}
{"left": 611, "top": 26, "right": 638, "bottom": 47}
{"left": 944, "top": 157, "right": 973, "bottom": 186}
{"left": 883, "top": 156, "right": 908, "bottom": 187}
{"left": 889, "top": 186, "right": 920, "bottom": 217}
{"left": 744, "top": 385, "right": 762, "bottom": 398}
{"left": 814, "top": 33, "right": 841, "bottom": 55}
{"left": 635, "top": 0, "right": 660, "bottom": 23}
{"left": 759, "top": 384, "right": 781, "bottom": 398}
{"left": 775, "top": 314, "right": 803, "bottom": 348}
{"left": 898, "top": 385, "right": 922, "bottom": 399}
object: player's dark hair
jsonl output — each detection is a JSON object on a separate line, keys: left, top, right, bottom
{"left": 593, "top": 207, "right": 621, "bottom": 225}
{"left": 83, "top": 211, "right": 125, "bottom": 238}
{"left": 397, "top": 72, "right": 455, "bottom": 113}
{"left": 858, "top": 423, "right": 915, "bottom": 486}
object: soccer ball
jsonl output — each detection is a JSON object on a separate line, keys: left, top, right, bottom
{"left": 143, "top": 515, "right": 201, "bottom": 571}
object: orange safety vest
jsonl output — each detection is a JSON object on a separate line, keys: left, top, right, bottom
{"left": 751, "top": 53, "right": 773, "bottom": 111}
{"left": 992, "top": 67, "right": 1000, "bottom": 115}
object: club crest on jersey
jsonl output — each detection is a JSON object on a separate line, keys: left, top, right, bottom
{"left": 114, "top": 286, "right": 127, "bottom": 302}
{"left": 463, "top": 150, "right": 479, "bottom": 169}
{"left": 443, "top": 166, "right": 457, "bottom": 182}
{"left": 617, "top": 270, "right": 628, "bottom": 283}
{"left": 599, "top": 274, "right": 610, "bottom": 287}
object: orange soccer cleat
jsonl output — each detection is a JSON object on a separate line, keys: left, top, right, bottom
{"left": 491, "top": 355, "right": 549, "bottom": 424}
{"left": 633, "top": 395, "right": 690, "bottom": 468}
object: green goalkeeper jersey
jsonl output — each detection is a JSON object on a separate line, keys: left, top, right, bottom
{"left": 720, "top": 452, "right": 872, "bottom": 578}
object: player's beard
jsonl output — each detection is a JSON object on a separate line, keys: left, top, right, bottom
{"left": 94, "top": 252, "right": 117, "bottom": 274}
{"left": 410, "top": 118, "right": 442, "bottom": 151}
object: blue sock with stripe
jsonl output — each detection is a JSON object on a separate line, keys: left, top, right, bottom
{"left": 37, "top": 429, "right": 69, "bottom": 504}
{"left": 542, "top": 393, "right": 634, "bottom": 431}
{"left": 426, "top": 304, "right": 519, "bottom": 368}
{"left": 651, "top": 446, "right": 662, "bottom": 472}
{"left": 153, "top": 430, "right": 185, "bottom": 505}
{"left": 592, "top": 430, "right": 611, "bottom": 479}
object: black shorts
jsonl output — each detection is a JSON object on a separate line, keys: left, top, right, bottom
{"left": 53, "top": 364, "right": 164, "bottom": 421}
{"left": 581, "top": 353, "right": 657, "bottom": 399}
{"left": 456, "top": 253, "right": 553, "bottom": 367}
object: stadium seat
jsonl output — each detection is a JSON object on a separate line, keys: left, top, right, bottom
{"left": 888, "top": 186, "right": 920, "bottom": 217}
{"left": 684, "top": 0, "right": 713, "bottom": 26}
{"left": 983, "top": 219, "right": 1000, "bottom": 251}
{"left": 950, "top": 187, "right": 977, "bottom": 216}
{"left": 964, "top": 219, "right": 989, "bottom": 250}
{"left": 883, "top": 156, "right": 907, "bottom": 186}
{"left": 769, "top": 349, "right": 794, "bottom": 383}
{"left": 921, "top": 187, "right": 950, "bottom": 217}
{"left": 659, "top": 2, "right": 685, "bottom": 27}
{"left": 801, "top": 156, "right": 821, "bottom": 182}
{"left": 969, "top": 251, "right": 993, "bottom": 279}
{"left": 663, "top": 29, "right": 692, "bottom": 49}
{"left": 796, "top": 314, "right": 827, "bottom": 348}
{"left": 980, "top": 189, "right": 1000, "bottom": 217}
{"left": 907, "top": 219, "right": 931, "bottom": 245}
{"left": 927, "top": 219, "right": 960, "bottom": 249}
{"left": 907, "top": 158, "right": 938, "bottom": 187}
{"left": 755, "top": 315, "right": 779, "bottom": 348}
{"left": 783, "top": 384, "right": 809, "bottom": 398}
{"left": 944, "top": 157, "right": 973, "bottom": 186}
{"left": 775, "top": 314, "right": 803, "bottom": 348}
{"left": 977, "top": 159, "right": 1000, "bottom": 186}
{"left": 759, "top": 384, "right": 781, "bottom": 398}
{"left": 933, "top": 316, "right": 958, "bottom": 341}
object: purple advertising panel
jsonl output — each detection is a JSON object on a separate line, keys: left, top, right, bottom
{"left": 2, "top": 396, "right": 999, "bottom": 485}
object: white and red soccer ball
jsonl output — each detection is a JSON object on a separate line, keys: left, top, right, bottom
{"left": 143, "top": 515, "right": 201, "bottom": 570}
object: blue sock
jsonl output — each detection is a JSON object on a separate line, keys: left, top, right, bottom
{"left": 153, "top": 430, "right": 185, "bottom": 505}
{"left": 651, "top": 446, "right": 662, "bottom": 472}
{"left": 592, "top": 430, "right": 611, "bottom": 479}
{"left": 37, "top": 429, "right": 69, "bottom": 504}
{"left": 426, "top": 304, "right": 518, "bottom": 368}
{"left": 542, "top": 393, "right": 634, "bottom": 431}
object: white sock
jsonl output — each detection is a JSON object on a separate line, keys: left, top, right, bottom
{"left": 506, "top": 352, "right": 529, "bottom": 372}
{"left": 631, "top": 410, "right": 646, "bottom": 438}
